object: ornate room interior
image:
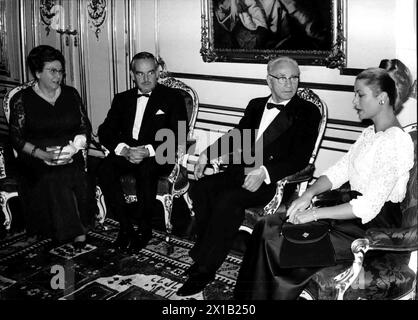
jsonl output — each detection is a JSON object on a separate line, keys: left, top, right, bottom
{"left": 0, "top": 0, "right": 416, "bottom": 302}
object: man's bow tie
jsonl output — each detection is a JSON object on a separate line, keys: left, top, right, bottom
{"left": 266, "top": 103, "right": 285, "bottom": 110}
{"left": 137, "top": 93, "right": 150, "bottom": 98}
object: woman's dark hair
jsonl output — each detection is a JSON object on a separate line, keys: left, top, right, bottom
{"left": 27, "top": 45, "right": 65, "bottom": 78}
{"left": 379, "top": 59, "right": 413, "bottom": 110}
{"left": 356, "top": 68, "right": 397, "bottom": 109}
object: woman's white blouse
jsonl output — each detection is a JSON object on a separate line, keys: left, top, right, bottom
{"left": 323, "top": 126, "right": 414, "bottom": 224}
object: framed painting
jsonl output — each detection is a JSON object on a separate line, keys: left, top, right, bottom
{"left": 201, "top": 0, "right": 346, "bottom": 68}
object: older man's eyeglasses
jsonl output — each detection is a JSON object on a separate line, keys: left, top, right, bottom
{"left": 269, "top": 74, "right": 299, "bottom": 84}
{"left": 44, "top": 68, "right": 65, "bottom": 76}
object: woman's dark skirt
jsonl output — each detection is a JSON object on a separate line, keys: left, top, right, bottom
{"left": 234, "top": 201, "right": 402, "bottom": 300}
{"left": 17, "top": 153, "right": 92, "bottom": 242}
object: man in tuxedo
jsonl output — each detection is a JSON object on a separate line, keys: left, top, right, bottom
{"left": 176, "top": 56, "right": 321, "bottom": 296}
{"left": 97, "top": 52, "right": 188, "bottom": 252}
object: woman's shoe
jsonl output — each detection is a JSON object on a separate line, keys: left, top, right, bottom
{"left": 73, "top": 240, "right": 87, "bottom": 250}
{"left": 73, "top": 234, "right": 87, "bottom": 250}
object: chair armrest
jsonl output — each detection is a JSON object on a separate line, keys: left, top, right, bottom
{"left": 365, "top": 226, "right": 418, "bottom": 252}
{"left": 333, "top": 238, "right": 368, "bottom": 299}
{"left": 334, "top": 223, "right": 417, "bottom": 299}
{"left": 169, "top": 145, "right": 191, "bottom": 196}
{"left": 260, "top": 164, "right": 315, "bottom": 216}
{"left": 262, "top": 179, "right": 287, "bottom": 215}
{"left": 284, "top": 164, "right": 315, "bottom": 184}
{"left": 87, "top": 139, "right": 109, "bottom": 158}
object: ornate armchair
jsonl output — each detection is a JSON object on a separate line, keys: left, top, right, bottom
{"left": 233, "top": 88, "right": 328, "bottom": 234}
{"left": 1, "top": 80, "right": 107, "bottom": 233}
{"left": 1, "top": 80, "right": 36, "bottom": 232}
{"left": 300, "top": 123, "right": 417, "bottom": 300}
{"left": 118, "top": 64, "right": 199, "bottom": 243}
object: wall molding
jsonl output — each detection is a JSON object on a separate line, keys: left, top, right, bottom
{"left": 199, "top": 103, "right": 366, "bottom": 129}
{"left": 340, "top": 68, "right": 364, "bottom": 76}
{"left": 170, "top": 72, "right": 354, "bottom": 92}
{"left": 327, "top": 118, "right": 368, "bottom": 128}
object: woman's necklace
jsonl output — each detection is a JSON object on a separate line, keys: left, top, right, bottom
{"left": 33, "top": 82, "right": 61, "bottom": 105}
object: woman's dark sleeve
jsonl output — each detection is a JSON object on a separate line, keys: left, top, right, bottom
{"left": 73, "top": 87, "right": 92, "bottom": 142}
{"left": 8, "top": 93, "right": 27, "bottom": 152}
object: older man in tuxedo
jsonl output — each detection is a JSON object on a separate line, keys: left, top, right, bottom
{"left": 177, "top": 56, "right": 321, "bottom": 296}
{"left": 97, "top": 52, "right": 188, "bottom": 252}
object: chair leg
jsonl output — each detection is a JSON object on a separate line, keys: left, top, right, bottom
{"left": 95, "top": 186, "right": 107, "bottom": 226}
{"left": 0, "top": 191, "right": 18, "bottom": 231}
{"left": 182, "top": 191, "right": 195, "bottom": 217}
{"left": 156, "top": 194, "right": 173, "bottom": 243}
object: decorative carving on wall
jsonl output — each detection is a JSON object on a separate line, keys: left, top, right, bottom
{"left": 87, "top": 0, "right": 107, "bottom": 40}
{"left": 40, "top": 0, "right": 56, "bottom": 35}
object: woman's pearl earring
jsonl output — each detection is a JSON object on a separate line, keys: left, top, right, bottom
{"left": 379, "top": 100, "right": 385, "bottom": 105}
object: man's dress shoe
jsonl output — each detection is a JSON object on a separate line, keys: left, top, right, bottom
{"left": 128, "top": 232, "right": 152, "bottom": 252}
{"left": 184, "top": 263, "right": 199, "bottom": 276}
{"left": 112, "top": 231, "right": 133, "bottom": 251}
{"left": 176, "top": 271, "right": 216, "bottom": 296}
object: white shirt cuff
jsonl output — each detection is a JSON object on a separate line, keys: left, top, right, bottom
{"left": 145, "top": 144, "right": 155, "bottom": 157}
{"left": 115, "top": 143, "right": 129, "bottom": 156}
{"left": 261, "top": 165, "right": 271, "bottom": 184}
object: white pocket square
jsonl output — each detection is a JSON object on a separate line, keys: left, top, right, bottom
{"left": 156, "top": 109, "right": 165, "bottom": 115}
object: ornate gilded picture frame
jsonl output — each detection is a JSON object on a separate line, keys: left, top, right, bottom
{"left": 201, "top": 0, "right": 346, "bottom": 68}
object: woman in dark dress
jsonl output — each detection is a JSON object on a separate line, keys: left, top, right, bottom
{"left": 234, "top": 68, "right": 414, "bottom": 300}
{"left": 9, "top": 45, "right": 92, "bottom": 247}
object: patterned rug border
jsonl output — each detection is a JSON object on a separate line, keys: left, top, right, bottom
{"left": 0, "top": 218, "right": 241, "bottom": 300}
{"left": 0, "top": 238, "right": 52, "bottom": 264}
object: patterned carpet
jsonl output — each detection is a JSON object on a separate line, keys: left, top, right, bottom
{"left": 0, "top": 219, "right": 242, "bottom": 300}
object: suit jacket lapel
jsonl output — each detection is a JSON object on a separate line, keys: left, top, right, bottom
{"left": 253, "top": 95, "right": 298, "bottom": 153}
{"left": 127, "top": 89, "right": 139, "bottom": 131}
{"left": 253, "top": 97, "right": 268, "bottom": 129}
{"left": 141, "top": 84, "right": 161, "bottom": 126}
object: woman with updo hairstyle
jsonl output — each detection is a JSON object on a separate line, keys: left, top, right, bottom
{"left": 9, "top": 45, "right": 92, "bottom": 247}
{"left": 234, "top": 68, "right": 414, "bottom": 300}
{"left": 379, "top": 58, "right": 417, "bottom": 127}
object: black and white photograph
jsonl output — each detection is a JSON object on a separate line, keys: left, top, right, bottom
{"left": 0, "top": 0, "right": 416, "bottom": 313}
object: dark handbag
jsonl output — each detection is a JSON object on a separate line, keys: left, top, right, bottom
{"left": 278, "top": 221, "right": 336, "bottom": 268}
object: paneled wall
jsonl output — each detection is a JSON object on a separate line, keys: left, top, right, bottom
{"left": 0, "top": 0, "right": 22, "bottom": 149}
{"left": 18, "top": 0, "right": 136, "bottom": 132}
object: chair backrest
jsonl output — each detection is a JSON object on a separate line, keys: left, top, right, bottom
{"left": 2, "top": 80, "right": 36, "bottom": 160}
{"left": 2, "top": 80, "right": 36, "bottom": 123}
{"left": 402, "top": 123, "right": 417, "bottom": 273}
{"left": 400, "top": 123, "right": 417, "bottom": 229}
{"left": 297, "top": 87, "right": 328, "bottom": 165}
{"left": 158, "top": 60, "right": 199, "bottom": 141}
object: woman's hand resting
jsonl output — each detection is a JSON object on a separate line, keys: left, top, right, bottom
{"left": 286, "top": 192, "right": 314, "bottom": 223}
{"left": 287, "top": 207, "right": 318, "bottom": 224}
{"left": 43, "top": 144, "right": 77, "bottom": 166}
